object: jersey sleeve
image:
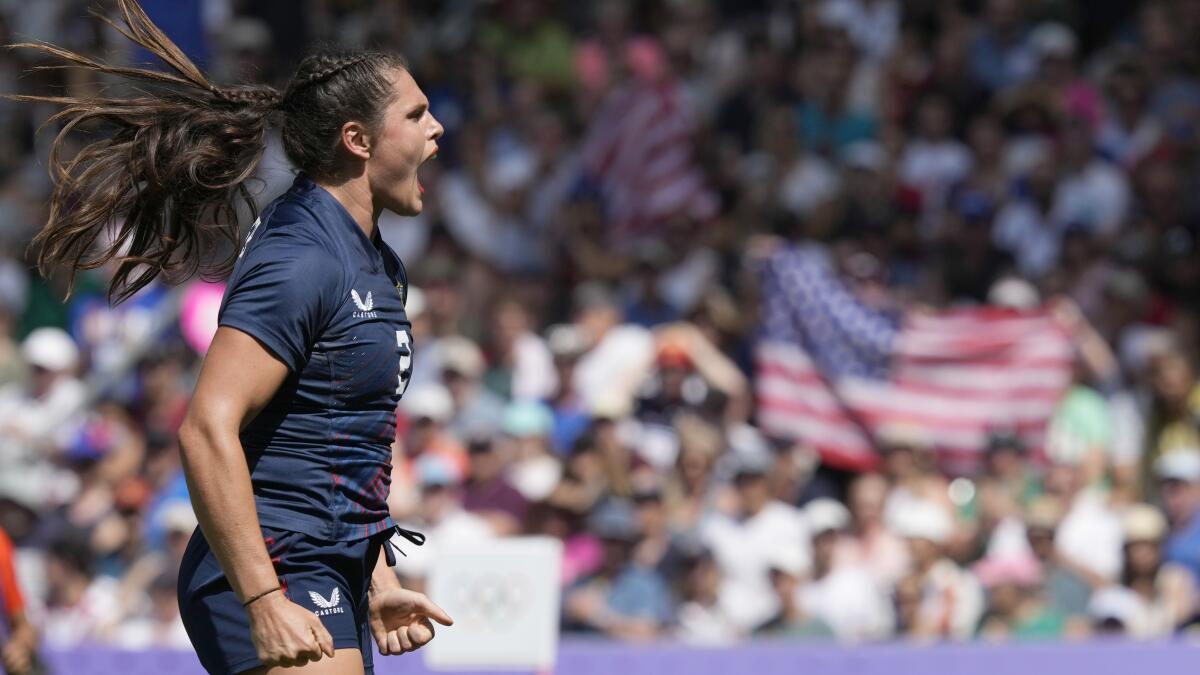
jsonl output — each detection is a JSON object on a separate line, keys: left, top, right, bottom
{"left": 219, "top": 242, "right": 343, "bottom": 373}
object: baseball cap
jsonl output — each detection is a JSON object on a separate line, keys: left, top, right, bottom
{"left": 805, "top": 498, "right": 851, "bottom": 535}
{"left": 439, "top": 336, "right": 486, "bottom": 379}
{"left": 1025, "top": 496, "right": 1065, "bottom": 532}
{"left": 546, "top": 324, "right": 588, "bottom": 359}
{"left": 842, "top": 141, "right": 886, "bottom": 173}
{"left": 766, "top": 545, "right": 812, "bottom": 578}
{"left": 415, "top": 453, "right": 461, "bottom": 488}
{"left": 402, "top": 383, "right": 454, "bottom": 423}
{"left": 1122, "top": 503, "right": 1168, "bottom": 543}
{"left": 972, "top": 552, "right": 1043, "bottom": 588}
{"left": 1088, "top": 586, "right": 1140, "bottom": 626}
{"left": 588, "top": 499, "right": 640, "bottom": 542}
{"left": 502, "top": 400, "right": 555, "bottom": 438}
{"left": 1030, "top": 22, "right": 1077, "bottom": 59}
{"left": 158, "top": 501, "right": 199, "bottom": 535}
{"left": 731, "top": 450, "right": 773, "bottom": 479}
{"left": 21, "top": 327, "right": 79, "bottom": 372}
{"left": 1154, "top": 449, "right": 1200, "bottom": 483}
{"left": 988, "top": 277, "right": 1041, "bottom": 310}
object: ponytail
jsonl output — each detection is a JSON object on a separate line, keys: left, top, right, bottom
{"left": 9, "top": 0, "right": 280, "bottom": 303}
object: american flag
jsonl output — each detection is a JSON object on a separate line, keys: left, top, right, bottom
{"left": 581, "top": 79, "right": 718, "bottom": 244}
{"left": 755, "top": 246, "right": 1074, "bottom": 472}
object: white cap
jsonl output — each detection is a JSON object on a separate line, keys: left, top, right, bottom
{"left": 158, "top": 501, "right": 198, "bottom": 534}
{"left": 988, "top": 277, "right": 1041, "bottom": 310}
{"left": 805, "top": 498, "right": 852, "bottom": 534}
{"left": 890, "top": 500, "right": 953, "bottom": 544}
{"left": 1154, "top": 450, "right": 1200, "bottom": 483}
{"left": 1088, "top": 586, "right": 1141, "bottom": 624}
{"left": 1122, "top": 503, "right": 1168, "bottom": 543}
{"left": 842, "top": 141, "right": 887, "bottom": 172}
{"left": 1030, "top": 22, "right": 1077, "bottom": 58}
{"left": 402, "top": 383, "right": 454, "bottom": 423}
{"left": 546, "top": 323, "right": 588, "bottom": 358}
{"left": 766, "top": 545, "right": 812, "bottom": 578}
{"left": 438, "top": 336, "right": 486, "bottom": 379}
{"left": 21, "top": 327, "right": 79, "bottom": 372}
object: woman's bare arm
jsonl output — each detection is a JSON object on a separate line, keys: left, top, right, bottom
{"left": 178, "top": 326, "right": 334, "bottom": 666}
{"left": 179, "top": 326, "right": 290, "bottom": 603}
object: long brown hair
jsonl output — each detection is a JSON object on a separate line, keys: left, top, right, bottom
{"left": 10, "top": 0, "right": 406, "bottom": 303}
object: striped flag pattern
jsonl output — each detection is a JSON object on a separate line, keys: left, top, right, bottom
{"left": 755, "top": 246, "right": 1073, "bottom": 472}
{"left": 581, "top": 79, "right": 718, "bottom": 244}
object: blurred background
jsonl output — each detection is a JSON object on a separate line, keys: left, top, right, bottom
{"left": 4, "top": 0, "right": 1200, "bottom": 669}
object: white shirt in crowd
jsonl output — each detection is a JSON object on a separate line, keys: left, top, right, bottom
{"left": 700, "top": 501, "right": 812, "bottom": 632}
{"left": 799, "top": 565, "right": 895, "bottom": 641}
{"left": 916, "top": 558, "right": 985, "bottom": 641}
{"left": 1056, "top": 487, "right": 1124, "bottom": 582}
{"left": 572, "top": 324, "right": 655, "bottom": 411}
{"left": 899, "top": 140, "right": 973, "bottom": 217}
{"left": 1052, "top": 160, "right": 1131, "bottom": 237}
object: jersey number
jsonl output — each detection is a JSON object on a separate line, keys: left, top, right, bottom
{"left": 396, "top": 330, "right": 413, "bottom": 396}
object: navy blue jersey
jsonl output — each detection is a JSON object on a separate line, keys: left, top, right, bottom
{"left": 218, "top": 174, "right": 413, "bottom": 541}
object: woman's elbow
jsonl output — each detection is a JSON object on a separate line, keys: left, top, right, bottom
{"left": 177, "top": 413, "right": 222, "bottom": 465}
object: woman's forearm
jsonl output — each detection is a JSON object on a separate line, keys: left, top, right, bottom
{"left": 179, "top": 418, "right": 279, "bottom": 603}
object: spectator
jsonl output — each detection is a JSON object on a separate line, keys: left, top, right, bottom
{"left": 700, "top": 452, "right": 811, "bottom": 633}
{"left": 0, "top": 525, "right": 39, "bottom": 675}
{"left": 673, "top": 544, "right": 739, "bottom": 645}
{"left": 1109, "top": 502, "right": 1195, "bottom": 637}
{"left": 441, "top": 335, "right": 507, "bottom": 439}
{"left": 969, "top": 0, "right": 1037, "bottom": 92}
{"left": 569, "top": 283, "right": 655, "bottom": 413}
{"left": 899, "top": 94, "right": 973, "bottom": 222}
{"left": 974, "top": 552, "right": 1067, "bottom": 640}
{"left": 841, "top": 472, "right": 910, "bottom": 588}
{"left": 892, "top": 499, "right": 984, "bottom": 641}
{"left": 0, "top": 328, "right": 84, "bottom": 510}
{"left": 40, "top": 535, "right": 121, "bottom": 646}
{"left": 460, "top": 435, "right": 529, "bottom": 537}
{"left": 755, "top": 554, "right": 833, "bottom": 640}
{"left": 1023, "top": 496, "right": 1094, "bottom": 620}
{"left": 502, "top": 399, "right": 563, "bottom": 504}
{"left": 393, "top": 454, "right": 493, "bottom": 591}
{"left": 1044, "top": 459, "right": 1124, "bottom": 585}
{"left": 111, "top": 570, "right": 189, "bottom": 649}
{"left": 563, "top": 500, "right": 672, "bottom": 640}
{"left": 484, "top": 297, "right": 556, "bottom": 402}
{"left": 799, "top": 498, "right": 894, "bottom": 641}
{"left": 1157, "top": 451, "right": 1200, "bottom": 587}
{"left": 394, "top": 382, "right": 469, "bottom": 514}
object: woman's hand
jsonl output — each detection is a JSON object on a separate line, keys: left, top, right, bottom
{"left": 246, "top": 591, "right": 335, "bottom": 668}
{"left": 369, "top": 588, "right": 454, "bottom": 655}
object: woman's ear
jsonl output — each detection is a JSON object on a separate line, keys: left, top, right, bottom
{"left": 340, "top": 120, "right": 372, "bottom": 160}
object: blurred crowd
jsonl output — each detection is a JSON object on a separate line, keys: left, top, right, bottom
{"left": 5, "top": 0, "right": 1200, "bottom": 657}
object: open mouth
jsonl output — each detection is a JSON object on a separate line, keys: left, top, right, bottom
{"left": 418, "top": 148, "right": 438, "bottom": 195}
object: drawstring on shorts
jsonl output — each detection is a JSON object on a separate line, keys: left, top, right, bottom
{"left": 382, "top": 525, "right": 425, "bottom": 567}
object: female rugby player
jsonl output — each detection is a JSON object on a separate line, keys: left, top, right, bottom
{"left": 14, "top": 1, "right": 452, "bottom": 672}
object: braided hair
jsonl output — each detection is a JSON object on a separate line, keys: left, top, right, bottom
{"left": 8, "top": 0, "right": 407, "bottom": 303}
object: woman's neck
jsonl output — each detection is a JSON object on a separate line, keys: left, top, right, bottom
{"left": 318, "top": 175, "right": 377, "bottom": 240}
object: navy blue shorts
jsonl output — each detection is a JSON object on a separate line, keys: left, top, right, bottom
{"left": 178, "top": 525, "right": 390, "bottom": 674}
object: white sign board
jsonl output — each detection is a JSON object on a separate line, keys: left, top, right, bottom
{"left": 424, "top": 536, "right": 563, "bottom": 671}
